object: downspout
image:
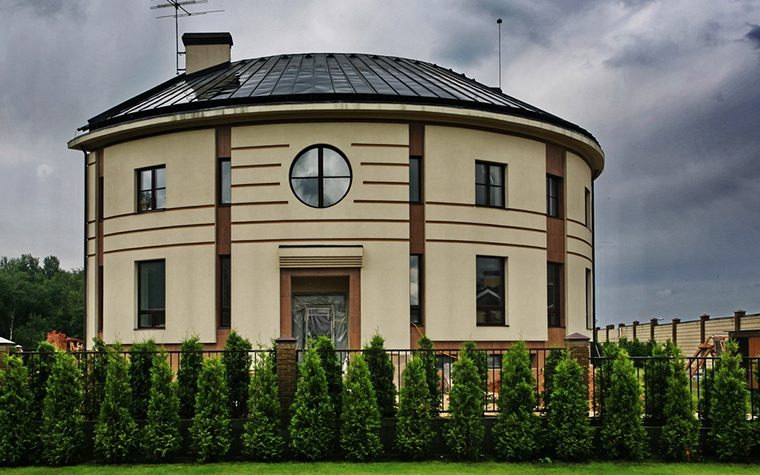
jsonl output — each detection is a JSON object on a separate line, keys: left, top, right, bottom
{"left": 591, "top": 179, "right": 597, "bottom": 357}
{"left": 81, "top": 148, "right": 88, "bottom": 350}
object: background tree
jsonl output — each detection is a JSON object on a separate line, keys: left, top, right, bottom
{"left": 141, "top": 352, "right": 180, "bottom": 461}
{"left": 222, "top": 330, "right": 252, "bottom": 418}
{"left": 242, "top": 349, "right": 284, "bottom": 462}
{"left": 314, "top": 335, "right": 343, "bottom": 421}
{"left": 94, "top": 346, "right": 137, "bottom": 464}
{"left": 341, "top": 354, "right": 382, "bottom": 462}
{"left": 0, "top": 354, "right": 34, "bottom": 466}
{"left": 709, "top": 340, "right": 751, "bottom": 461}
{"left": 128, "top": 339, "right": 158, "bottom": 420}
{"left": 41, "top": 351, "right": 84, "bottom": 466}
{"left": 27, "top": 340, "right": 56, "bottom": 420}
{"left": 660, "top": 345, "right": 700, "bottom": 462}
{"left": 395, "top": 356, "right": 433, "bottom": 460}
{"left": 177, "top": 336, "right": 204, "bottom": 419}
{"left": 416, "top": 336, "right": 441, "bottom": 415}
{"left": 190, "top": 357, "right": 231, "bottom": 463}
{"left": 445, "top": 355, "right": 484, "bottom": 461}
{"left": 493, "top": 341, "right": 540, "bottom": 461}
{"left": 546, "top": 353, "right": 592, "bottom": 462}
{"left": 601, "top": 349, "right": 648, "bottom": 460}
{"left": 363, "top": 332, "right": 396, "bottom": 417}
{"left": 289, "top": 345, "right": 334, "bottom": 461}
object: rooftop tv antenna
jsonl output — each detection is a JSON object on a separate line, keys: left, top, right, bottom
{"left": 496, "top": 18, "right": 503, "bottom": 90}
{"left": 151, "top": 0, "right": 224, "bottom": 75}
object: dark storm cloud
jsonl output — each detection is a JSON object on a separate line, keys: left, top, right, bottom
{"left": 604, "top": 37, "right": 682, "bottom": 68}
{"left": 1, "top": 0, "right": 86, "bottom": 19}
{"left": 746, "top": 24, "right": 760, "bottom": 50}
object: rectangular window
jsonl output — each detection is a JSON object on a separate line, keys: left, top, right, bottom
{"left": 138, "top": 260, "right": 165, "bottom": 329}
{"left": 475, "top": 161, "right": 504, "bottom": 208}
{"left": 586, "top": 268, "right": 593, "bottom": 330}
{"left": 410, "top": 254, "right": 422, "bottom": 324}
{"left": 410, "top": 156, "right": 422, "bottom": 204}
{"left": 219, "top": 158, "right": 231, "bottom": 205}
{"left": 546, "top": 175, "right": 561, "bottom": 218}
{"left": 476, "top": 256, "right": 505, "bottom": 326}
{"left": 547, "top": 262, "right": 562, "bottom": 327}
{"left": 585, "top": 187, "right": 592, "bottom": 228}
{"left": 220, "top": 255, "right": 231, "bottom": 328}
{"left": 137, "top": 166, "right": 166, "bottom": 212}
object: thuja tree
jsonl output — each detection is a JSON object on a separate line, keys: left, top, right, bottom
{"left": 0, "top": 355, "right": 34, "bottom": 466}
{"left": 222, "top": 330, "right": 252, "bottom": 418}
{"left": 141, "top": 352, "right": 180, "bottom": 461}
{"left": 493, "top": 341, "right": 540, "bottom": 461}
{"left": 709, "top": 340, "right": 751, "bottom": 461}
{"left": 242, "top": 350, "right": 284, "bottom": 462}
{"left": 643, "top": 340, "right": 674, "bottom": 424}
{"left": 597, "top": 341, "right": 621, "bottom": 420}
{"left": 85, "top": 337, "right": 111, "bottom": 419}
{"left": 445, "top": 355, "right": 485, "bottom": 461}
{"left": 697, "top": 366, "right": 714, "bottom": 424}
{"left": 600, "top": 349, "right": 648, "bottom": 460}
{"left": 417, "top": 336, "right": 441, "bottom": 415}
{"left": 364, "top": 333, "right": 397, "bottom": 417}
{"left": 94, "top": 346, "right": 137, "bottom": 464}
{"left": 396, "top": 356, "right": 433, "bottom": 459}
{"left": 177, "top": 336, "right": 204, "bottom": 419}
{"left": 546, "top": 353, "right": 592, "bottom": 462}
{"left": 660, "top": 345, "right": 700, "bottom": 462}
{"left": 190, "top": 357, "right": 231, "bottom": 463}
{"left": 314, "top": 335, "right": 343, "bottom": 422}
{"left": 462, "top": 341, "right": 489, "bottom": 394}
{"left": 41, "top": 351, "right": 84, "bottom": 466}
{"left": 27, "top": 340, "right": 56, "bottom": 420}
{"left": 341, "top": 354, "right": 382, "bottom": 462}
{"left": 542, "top": 347, "right": 566, "bottom": 412}
{"left": 128, "top": 339, "right": 158, "bottom": 420}
{"left": 289, "top": 345, "right": 334, "bottom": 461}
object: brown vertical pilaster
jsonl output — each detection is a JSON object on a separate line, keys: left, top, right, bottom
{"left": 275, "top": 336, "right": 298, "bottom": 423}
{"left": 409, "top": 122, "right": 425, "bottom": 339}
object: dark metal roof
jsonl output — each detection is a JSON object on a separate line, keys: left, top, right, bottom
{"left": 84, "top": 53, "right": 597, "bottom": 144}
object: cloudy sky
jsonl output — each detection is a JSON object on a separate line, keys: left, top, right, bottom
{"left": 1, "top": 0, "right": 758, "bottom": 327}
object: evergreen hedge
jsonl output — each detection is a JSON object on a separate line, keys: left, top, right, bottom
{"left": 190, "top": 357, "right": 231, "bottom": 463}
{"left": 462, "top": 340, "right": 489, "bottom": 397}
{"left": 289, "top": 345, "right": 334, "bottom": 461}
{"left": 416, "top": 336, "right": 441, "bottom": 415}
{"left": 341, "top": 354, "right": 382, "bottom": 462}
{"left": 643, "top": 341, "right": 674, "bottom": 424}
{"left": 222, "top": 330, "right": 252, "bottom": 419}
{"left": 242, "top": 349, "right": 284, "bottom": 462}
{"left": 141, "top": 351, "right": 181, "bottom": 461}
{"left": 395, "top": 356, "right": 433, "bottom": 459}
{"left": 364, "top": 333, "right": 397, "bottom": 417}
{"left": 41, "top": 350, "right": 84, "bottom": 466}
{"left": 542, "top": 347, "right": 566, "bottom": 412}
{"left": 547, "top": 353, "right": 592, "bottom": 462}
{"left": 708, "top": 340, "right": 751, "bottom": 461}
{"left": 177, "top": 336, "right": 204, "bottom": 419}
{"left": 94, "top": 346, "right": 137, "bottom": 464}
{"left": 445, "top": 354, "right": 484, "bottom": 461}
{"left": 660, "top": 344, "right": 700, "bottom": 462}
{"left": 85, "top": 337, "right": 111, "bottom": 420}
{"left": 0, "top": 354, "right": 34, "bottom": 466}
{"left": 27, "top": 340, "right": 56, "bottom": 420}
{"left": 314, "top": 335, "right": 343, "bottom": 422}
{"left": 493, "top": 341, "right": 540, "bottom": 461}
{"left": 128, "top": 339, "right": 158, "bottom": 420}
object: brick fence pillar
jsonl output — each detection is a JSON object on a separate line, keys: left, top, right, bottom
{"left": 650, "top": 318, "right": 658, "bottom": 342}
{"left": 672, "top": 318, "right": 681, "bottom": 346}
{"left": 735, "top": 309, "right": 745, "bottom": 332}
{"left": 605, "top": 324, "right": 614, "bottom": 342}
{"left": 275, "top": 336, "right": 298, "bottom": 423}
{"left": 700, "top": 314, "right": 710, "bottom": 343}
{"left": 565, "top": 332, "right": 591, "bottom": 389}
{"left": 632, "top": 320, "right": 639, "bottom": 340}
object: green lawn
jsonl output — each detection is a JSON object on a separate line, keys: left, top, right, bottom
{"left": 1, "top": 462, "right": 759, "bottom": 475}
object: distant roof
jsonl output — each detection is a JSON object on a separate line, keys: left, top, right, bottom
{"left": 83, "top": 53, "right": 597, "bottom": 144}
{"left": 0, "top": 336, "right": 15, "bottom": 345}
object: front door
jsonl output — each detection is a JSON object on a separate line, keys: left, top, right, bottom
{"left": 292, "top": 293, "right": 347, "bottom": 350}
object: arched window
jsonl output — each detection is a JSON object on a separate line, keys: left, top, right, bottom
{"left": 290, "top": 145, "right": 352, "bottom": 208}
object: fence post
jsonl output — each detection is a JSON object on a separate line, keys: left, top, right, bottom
{"left": 735, "top": 309, "right": 745, "bottom": 332}
{"left": 650, "top": 318, "right": 658, "bottom": 342}
{"left": 275, "top": 336, "right": 298, "bottom": 423}
{"left": 632, "top": 320, "right": 639, "bottom": 340}
{"left": 565, "top": 332, "right": 591, "bottom": 389}
{"left": 700, "top": 314, "right": 710, "bottom": 343}
{"left": 671, "top": 318, "right": 681, "bottom": 346}
{"left": 605, "top": 324, "right": 614, "bottom": 342}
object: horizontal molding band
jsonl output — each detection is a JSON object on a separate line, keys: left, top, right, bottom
{"left": 104, "top": 204, "right": 215, "bottom": 222}
{"left": 568, "top": 234, "right": 592, "bottom": 248}
{"left": 567, "top": 217, "right": 590, "bottom": 228}
{"left": 426, "top": 238, "right": 545, "bottom": 251}
{"left": 231, "top": 144, "right": 289, "bottom": 151}
{"left": 279, "top": 256, "right": 363, "bottom": 268}
{"left": 232, "top": 163, "right": 281, "bottom": 169}
{"left": 234, "top": 218, "right": 408, "bottom": 226}
{"left": 234, "top": 237, "right": 408, "bottom": 244}
{"left": 567, "top": 250, "right": 592, "bottom": 263}
{"left": 360, "top": 162, "right": 408, "bottom": 167}
{"left": 426, "top": 219, "right": 545, "bottom": 234}
{"left": 231, "top": 182, "right": 279, "bottom": 188}
{"left": 351, "top": 143, "right": 409, "bottom": 148}
{"left": 103, "top": 241, "right": 215, "bottom": 255}
{"left": 426, "top": 201, "right": 547, "bottom": 217}
{"left": 103, "top": 222, "right": 215, "bottom": 238}
{"left": 233, "top": 201, "right": 289, "bottom": 207}
{"left": 353, "top": 199, "right": 409, "bottom": 205}
{"left": 362, "top": 181, "right": 408, "bottom": 186}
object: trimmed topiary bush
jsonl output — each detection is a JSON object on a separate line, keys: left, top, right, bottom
{"left": 141, "top": 351, "right": 181, "bottom": 461}
{"left": 445, "top": 354, "right": 484, "bottom": 461}
{"left": 289, "top": 345, "right": 334, "bottom": 461}
{"left": 660, "top": 344, "right": 700, "bottom": 462}
{"left": 708, "top": 340, "right": 751, "bottom": 461}
{"left": 177, "top": 336, "right": 204, "bottom": 419}
{"left": 85, "top": 337, "right": 111, "bottom": 420}
{"left": 190, "top": 357, "right": 231, "bottom": 463}
{"left": 41, "top": 350, "right": 84, "bottom": 466}
{"left": 643, "top": 340, "right": 674, "bottom": 424}
{"left": 546, "top": 353, "right": 592, "bottom": 462}
{"left": 314, "top": 335, "right": 343, "bottom": 422}
{"left": 493, "top": 341, "right": 540, "bottom": 461}
{"left": 94, "top": 345, "right": 137, "bottom": 464}
{"left": 542, "top": 347, "right": 566, "bottom": 412}
{"left": 341, "top": 354, "right": 382, "bottom": 462}
{"left": 600, "top": 349, "right": 648, "bottom": 460}
{"left": 416, "top": 336, "right": 441, "bottom": 415}
{"left": 597, "top": 340, "right": 621, "bottom": 421}
{"left": 0, "top": 354, "right": 34, "bottom": 466}
{"left": 395, "top": 356, "right": 433, "bottom": 460}
{"left": 364, "top": 333, "right": 396, "bottom": 417}
{"left": 242, "top": 349, "right": 284, "bottom": 462}
{"left": 222, "top": 330, "right": 252, "bottom": 418}
{"left": 27, "top": 340, "right": 56, "bottom": 420}
{"left": 128, "top": 339, "right": 158, "bottom": 420}
{"left": 462, "top": 340, "right": 489, "bottom": 397}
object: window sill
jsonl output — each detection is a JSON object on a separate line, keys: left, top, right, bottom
{"left": 476, "top": 323, "right": 509, "bottom": 327}
{"left": 135, "top": 327, "right": 165, "bottom": 330}
{"left": 136, "top": 208, "right": 166, "bottom": 214}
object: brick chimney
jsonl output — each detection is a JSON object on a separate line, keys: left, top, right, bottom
{"left": 182, "top": 32, "right": 233, "bottom": 74}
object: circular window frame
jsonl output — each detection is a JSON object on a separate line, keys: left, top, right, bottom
{"left": 289, "top": 144, "right": 352, "bottom": 208}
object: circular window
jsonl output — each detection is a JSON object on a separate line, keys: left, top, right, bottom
{"left": 290, "top": 145, "right": 352, "bottom": 208}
